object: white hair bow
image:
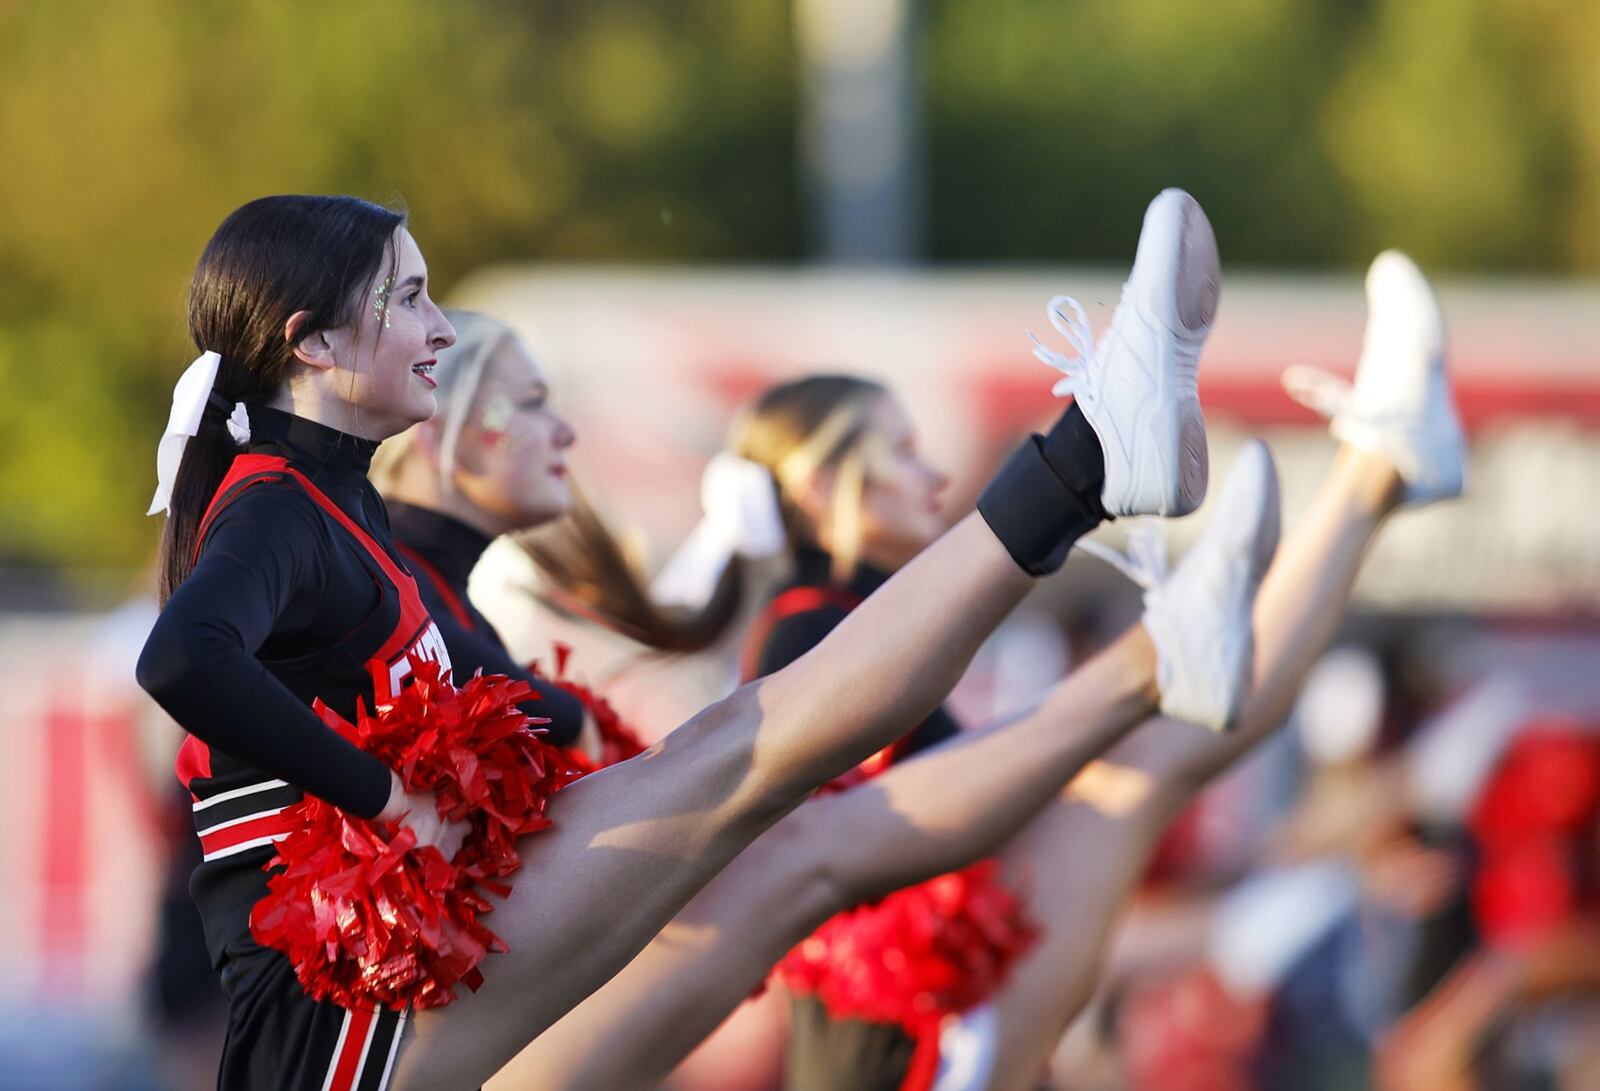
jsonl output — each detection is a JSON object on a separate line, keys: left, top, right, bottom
{"left": 147, "top": 351, "right": 251, "bottom": 516}
{"left": 651, "top": 453, "right": 786, "bottom": 608}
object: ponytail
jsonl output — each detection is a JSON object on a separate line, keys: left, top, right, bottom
{"left": 515, "top": 483, "right": 745, "bottom": 654}
{"left": 156, "top": 401, "right": 246, "bottom": 605}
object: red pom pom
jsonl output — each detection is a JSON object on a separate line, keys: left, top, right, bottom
{"left": 532, "top": 643, "right": 651, "bottom": 772}
{"left": 1467, "top": 723, "right": 1600, "bottom": 947}
{"left": 1474, "top": 837, "right": 1577, "bottom": 949}
{"left": 774, "top": 859, "right": 1038, "bottom": 1035}
{"left": 250, "top": 659, "right": 581, "bottom": 1012}
{"left": 1469, "top": 725, "right": 1600, "bottom": 850}
{"left": 772, "top": 717, "right": 1038, "bottom": 1060}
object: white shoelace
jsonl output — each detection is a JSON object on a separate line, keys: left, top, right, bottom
{"left": 1073, "top": 517, "right": 1168, "bottom": 589}
{"left": 1029, "top": 294, "right": 1099, "bottom": 400}
{"left": 1034, "top": 293, "right": 1173, "bottom": 588}
{"left": 1282, "top": 364, "right": 1422, "bottom": 437}
{"left": 1280, "top": 364, "right": 1351, "bottom": 421}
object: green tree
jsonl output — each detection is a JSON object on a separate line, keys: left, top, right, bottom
{"left": 1, "top": 0, "right": 798, "bottom": 572}
{"left": 1321, "top": 0, "right": 1572, "bottom": 267}
{"left": 924, "top": 0, "right": 1597, "bottom": 273}
{"left": 926, "top": 0, "right": 1359, "bottom": 264}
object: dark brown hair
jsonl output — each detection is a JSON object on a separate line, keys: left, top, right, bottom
{"left": 156, "top": 195, "right": 406, "bottom": 604}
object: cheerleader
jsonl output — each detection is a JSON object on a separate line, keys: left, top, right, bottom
{"left": 746, "top": 250, "right": 1463, "bottom": 1091}
{"left": 481, "top": 249, "right": 1464, "bottom": 1090}
{"left": 136, "top": 192, "right": 1210, "bottom": 1090}
{"left": 371, "top": 315, "right": 592, "bottom": 752}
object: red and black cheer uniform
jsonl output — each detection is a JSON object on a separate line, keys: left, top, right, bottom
{"left": 385, "top": 501, "right": 584, "bottom": 748}
{"left": 138, "top": 407, "right": 452, "bottom": 1091}
{"left": 743, "top": 545, "right": 962, "bottom": 1090}
{"left": 744, "top": 545, "right": 961, "bottom": 757}
{"left": 756, "top": 402, "right": 1109, "bottom": 1090}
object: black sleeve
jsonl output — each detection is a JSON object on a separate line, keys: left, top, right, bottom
{"left": 430, "top": 616, "right": 586, "bottom": 748}
{"left": 903, "top": 704, "right": 962, "bottom": 753}
{"left": 523, "top": 675, "right": 586, "bottom": 748}
{"left": 754, "top": 606, "right": 852, "bottom": 679}
{"left": 137, "top": 492, "right": 394, "bottom": 818}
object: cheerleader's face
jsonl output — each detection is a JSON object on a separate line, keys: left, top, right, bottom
{"left": 452, "top": 339, "right": 577, "bottom": 531}
{"left": 854, "top": 395, "right": 950, "bottom": 570}
{"left": 317, "top": 229, "right": 457, "bottom": 439}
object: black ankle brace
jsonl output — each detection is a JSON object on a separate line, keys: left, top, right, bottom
{"left": 977, "top": 404, "right": 1109, "bottom": 576}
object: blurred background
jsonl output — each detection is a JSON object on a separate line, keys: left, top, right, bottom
{"left": 2, "top": 1, "right": 1598, "bottom": 1088}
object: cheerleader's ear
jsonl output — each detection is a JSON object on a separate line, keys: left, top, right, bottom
{"left": 780, "top": 463, "right": 844, "bottom": 553}
{"left": 786, "top": 463, "right": 838, "bottom": 532}
{"left": 286, "top": 310, "right": 337, "bottom": 372}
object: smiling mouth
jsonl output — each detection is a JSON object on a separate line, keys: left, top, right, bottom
{"left": 412, "top": 362, "right": 437, "bottom": 388}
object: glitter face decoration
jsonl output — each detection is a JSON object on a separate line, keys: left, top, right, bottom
{"left": 478, "top": 391, "right": 515, "bottom": 449}
{"left": 373, "top": 276, "right": 394, "bottom": 329}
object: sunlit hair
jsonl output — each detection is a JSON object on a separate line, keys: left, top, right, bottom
{"left": 520, "top": 372, "right": 890, "bottom": 654}
{"left": 374, "top": 339, "right": 894, "bottom": 654}
{"left": 729, "top": 374, "right": 889, "bottom": 581}
{"left": 374, "top": 311, "right": 743, "bottom": 652}
{"left": 370, "top": 308, "right": 515, "bottom": 494}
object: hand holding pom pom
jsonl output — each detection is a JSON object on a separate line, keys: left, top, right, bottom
{"left": 249, "top": 658, "right": 581, "bottom": 1012}
{"left": 375, "top": 769, "right": 472, "bottom": 862}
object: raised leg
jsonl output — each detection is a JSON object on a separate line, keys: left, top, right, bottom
{"left": 983, "top": 242, "right": 1465, "bottom": 1091}
{"left": 485, "top": 629, "right": 1159, "bottom": 1091}
{"left": 984, "top": 446, "right": 1405, "bottom": 1091}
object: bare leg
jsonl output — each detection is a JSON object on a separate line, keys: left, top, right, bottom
{"left": 388, "top": 516, "right": 1036, "bottom": 1089}
{"left": 485, "top": 628, "right": 1160, "bottom": 1091}
{"left": 486, "top": 813, "right": 837, "bottom": 1091}
{"left": 984, "top": 446, "right": 1404, "bottom": 1091}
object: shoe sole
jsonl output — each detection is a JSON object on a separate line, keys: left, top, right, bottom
{"left": 1172, "top": 192, "right": 1221, "bottom": 333}
{"left": 1123, "top": 190, "right": 1217, "bottom": 517}
{"left": 1240, "top": 441, "right": 1282, "bottom": 590}
{"left": 1142, "top": 441, "right": 1279, "bottom": 732}
{"left": 1172, "top": 192, "right": 1217, "bottom": 516}
{"left": 1218, "top": 439, "right": 1282, "bottom": 729}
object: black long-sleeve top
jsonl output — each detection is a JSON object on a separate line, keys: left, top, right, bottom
{"left": 137, "top": 407, "right": 407, "bottom": 818}
{"left": 385, "top": 501, "right": 584, "bottom": 748}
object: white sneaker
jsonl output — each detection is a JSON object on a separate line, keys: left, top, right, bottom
{"left": 1033, "top": 188, "right": 1219, "bottom": 518}
{"left": 1083, "top": 441, "right": 1279, "bottom": 732}
{"left": 1282, "top": 251, "right": 1465, "bottom": 505}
